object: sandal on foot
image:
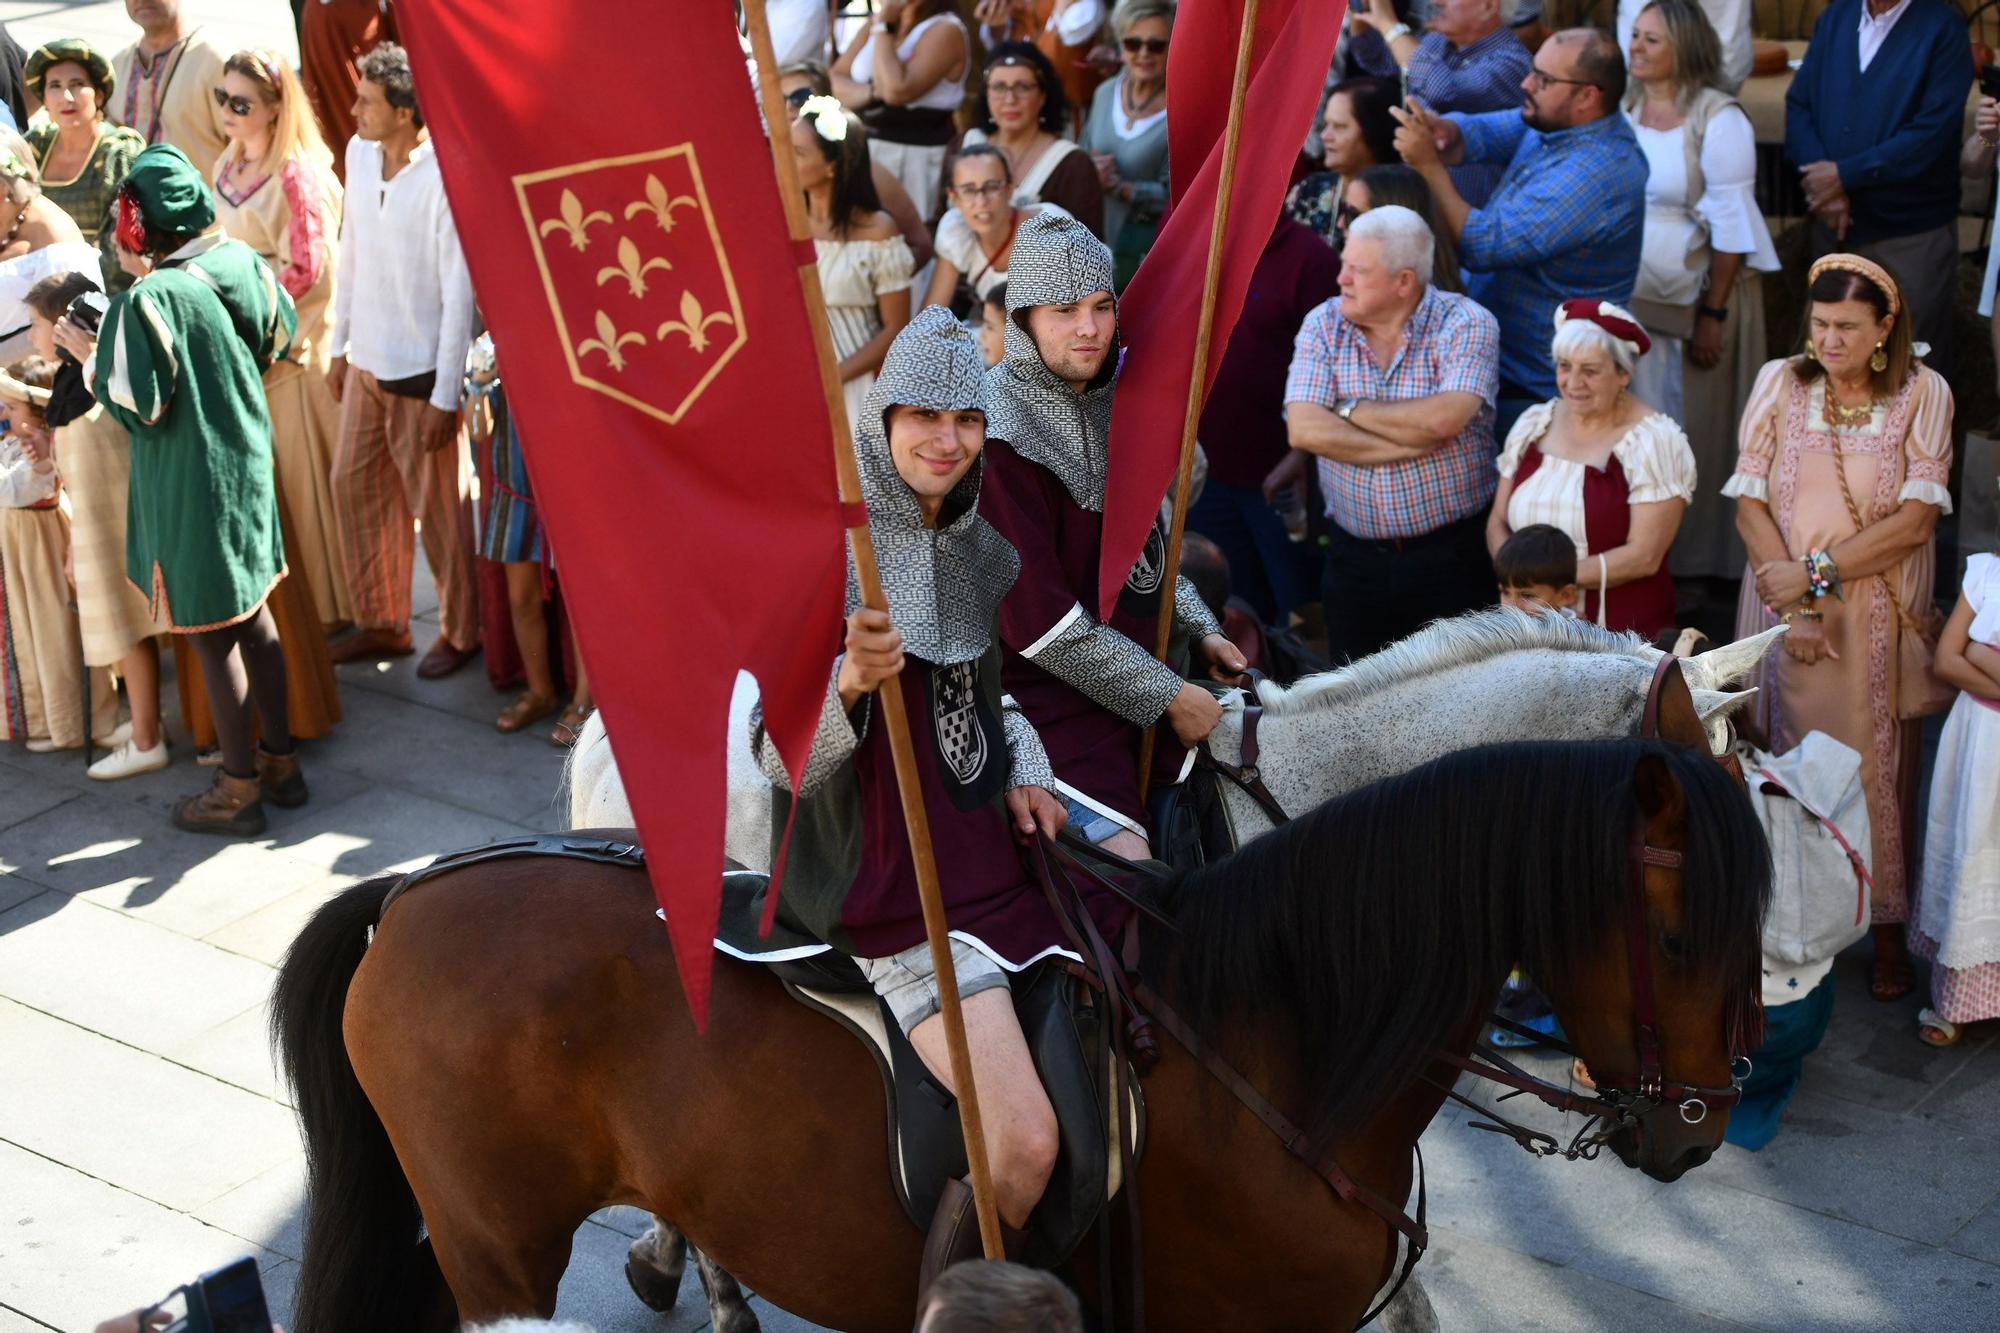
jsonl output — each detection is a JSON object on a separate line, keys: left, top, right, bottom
{"left": 550, "top": 703, "right": 589, "bottom": 748}
{"left": 497, "top": 691, "right": 560, "bottom": 734}
{"left": 1870, "top": 955, "right": 1915, "bottom": 1002}
{"left": 1917, "top": 1008, "right": 1961, "bottom": 1047}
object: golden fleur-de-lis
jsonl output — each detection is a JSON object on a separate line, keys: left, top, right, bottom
{"left": 538, "top": 188, "right": 613, "bottom": 251}
{"left": 625, "top": 174, "right": 698, "bottom": 234}
{"left": 576, "top": 309, "right": 646, "bottom": 371}
{"left": 594, "top": 236, "right": 674, "bottom": 298}
{"left": 656, "top": 290, "right": 735, "bottom": 353}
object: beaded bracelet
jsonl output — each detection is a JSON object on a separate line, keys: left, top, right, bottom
{"left": 1803, "top": 547, "right": 1842, "bottom": 601}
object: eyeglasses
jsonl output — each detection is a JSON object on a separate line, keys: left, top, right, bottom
{"left": 952, "top": 180, "right": 1011, "bottom": 199}
{"left": 1122, "top": 37, "right": 1168, "bottom": 54}
{"left": 1526, "top": 66, "right": 1603, "bottom": 94}
{"left": 211, "top": 87, "right": 256, "bottom": 116}
{"left": 783, "top": 87, "right": 814, "bottom": 108}
{"left": 986, "top": 80, "right": 1040, "bottom": 102}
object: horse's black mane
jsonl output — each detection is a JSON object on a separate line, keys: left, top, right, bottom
{"left": 1158, "top": 737, "right": 1771, "bottom": 1149}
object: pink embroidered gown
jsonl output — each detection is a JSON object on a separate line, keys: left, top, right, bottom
{"left": 1725, "top": 358, "right": 1954, "bottom": 923}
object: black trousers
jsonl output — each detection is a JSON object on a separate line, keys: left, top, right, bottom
{"left": 1319, "top": 511, "right": 1495, "bottom": 664}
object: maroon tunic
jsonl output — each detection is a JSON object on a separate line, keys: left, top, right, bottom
{"left": 981, "top": 438, "right": 1181, "bottom": 831}
{"left": 1513, "top": 444, "right": 1675, "bottom": 637}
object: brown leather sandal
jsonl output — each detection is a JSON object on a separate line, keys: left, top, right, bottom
{"left": 550, "top": 702, "right": 590, "bottom": 748}
{"left": 497, "top": 692, "right": 560, "bottom": 734}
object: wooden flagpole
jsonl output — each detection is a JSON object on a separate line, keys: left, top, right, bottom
{"left": 743, "top": 0, "right": 1006, "bottom": 1263}
{"left": 1139, "top": 0, "right": 1261, "bottom": 794}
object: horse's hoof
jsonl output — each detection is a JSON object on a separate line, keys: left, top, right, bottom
{"left": 624, "top": 1251, "right": 682, "bottom": 1313}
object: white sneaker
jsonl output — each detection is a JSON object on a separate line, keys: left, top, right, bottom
{"left": 94, "top": 718, "right": 133, "bottom": 749}
{"left": 24, "top": 737, "right": 60, "bottom": 753}
{"left": 87, "top": 738, "right": 170, "bottom": 780}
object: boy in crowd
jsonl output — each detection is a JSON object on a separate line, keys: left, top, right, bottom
{"left": 1494, "top": 522, "right": 1580, "bottom": 618}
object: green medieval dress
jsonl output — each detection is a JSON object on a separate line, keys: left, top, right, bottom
{"left": 92, "top": 230, "right": 297, "bottom": 631}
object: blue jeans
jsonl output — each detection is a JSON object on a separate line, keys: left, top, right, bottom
{"left": 1186, "top": 478, "right": 1316, "bottom": 624}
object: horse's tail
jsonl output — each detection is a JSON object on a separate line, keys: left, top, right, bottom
{"left": 271, "top": 875, "right": 451, "bottom": 1333}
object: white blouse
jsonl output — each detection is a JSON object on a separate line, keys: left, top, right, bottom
{"left": 1968, "top": 552, "right": 2000, "bottom": 648}
{"left": 851, "top": 13, "right": 968, "bottom": 112}
{"left": 0, "top": 434, "right": 56, "bottom": 507}
{"left": 1499, "top": 404, "right": 1698, "bottom": 558}
{"left": 933, "top": 202, "right": 1071, "bottom": 299}
{"left": 1628, "top": 106, "right": 1778, "bottom": 309}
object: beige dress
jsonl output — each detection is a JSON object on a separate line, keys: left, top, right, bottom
{"left": 0, "top": 439, "right": 118, "bottom": 747}
{"left": 815, "top": 234, "right": 914, "bottom": 435}
{"left": 53, "top": 404, "right": 164, "bottom": 665}
{"left": 215, "top": 146, "right": 352, "bottom": 628}
{"left": 1726, "top": 359, "right": 1954, "bottom": 922}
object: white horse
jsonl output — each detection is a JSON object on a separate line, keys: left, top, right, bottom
{"left": 560, "top": 609, "right": 1779, "bottom": 1332}
{"left": 565, "top": 609, "right": 1779, "bottom": 858}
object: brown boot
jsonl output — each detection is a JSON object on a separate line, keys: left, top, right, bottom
{"left": 916, "top": 1179, "right": 1026, "bottom": 1311}
{"left": 255, "top": 745, "right": 308, "bottom": 808}
{"left": 171, "top": 771, "right": 266, "bottom": 837}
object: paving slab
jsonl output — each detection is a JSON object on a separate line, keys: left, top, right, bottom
{"left": 0, "top": 894, "right": 273, "bottom": 1053}
{"left": 0, "top": 1140, "right": 286, "bottom": 1333}
{"left": 1695, "top": 1088, "right": 2000, "bottom": 1246}
{"left": 1416, "top": 1227, "right": 1758, "bottom": 1332}
{"left": 165, "top": 998, "right": 289, "bottom": 1106}
{"left": 299, "top": 684, "right": 567, "bottom": 826}
{"left": 272, "top": 784, "right": 538, "bottom": 879}
{"left": 0, "top": 764, "right": 80, "bottom": 834}
{"left": 200, "top": 871, "right": 361, "bottom": 968}
{"left": 1910, "top": 1025, "right": 2000, "bottom": 1134}
{"left": 336, "top": 642, "right": 526, "bottom": 729}
{"left": 1948, "top": 1195, "right": 2000, "bottom": 1268}
{"left": 553, "top": 1216, "right": 710, "bottom": 1333}
{"left": 1792, "top": 955, "right": 1986, "bottom": 1116}
{"left": 0, "top": 874, "right": 48, "bottom": 919}
{"left": 1571, "top": 1174, "right": 2000, "bottom": 1332}
{"left": 589, "top": 1205, "right": 657, "bottom": 1241}
{"left": 194, "top": 1159, "right": 307, "bottom": 1265}
{"left": 0, "top": 1305, "right": 55, "bottom": 1331}
{"left": 0, "top": 999, "right": 300, "bottom": 1214}
{"left": 0, "top": 788, "right": 326, "bottom": 937}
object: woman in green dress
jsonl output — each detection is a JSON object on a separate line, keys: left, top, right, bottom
{"left": 23, "top": 38, "right": 144, "bottom": 290}
{"left": 56, "top": 144, "right": 305, "bottom": 836}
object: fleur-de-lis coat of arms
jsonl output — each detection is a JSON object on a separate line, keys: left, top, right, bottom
{"left": 516, "top": 145, "right": 746, "bottom": 424}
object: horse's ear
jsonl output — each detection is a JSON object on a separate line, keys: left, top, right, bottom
{"left": 1648, "top": 658, "right": 1710, "bottom": 752}
{"left": 1681, "top": 623, "right": 1785, "bottom": 690}
{"left": 1634, "top": 753, "right": 1686, "bottom": 823}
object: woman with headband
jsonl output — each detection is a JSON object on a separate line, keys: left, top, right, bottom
{"left": 21, "top": 39, "right": 144, "bottom": 292}
{"left": 1724, "top": 252, "right": 1953, "bottom": 1005}
{"left": 211, "top": 48, "right": 351, "bottom": 634}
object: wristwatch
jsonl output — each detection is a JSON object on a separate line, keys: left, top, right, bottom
{"left": 1384, "top": 22, "right": 1412, "bottom": 41}
{"left": 1696, "top": 303, "right": 1729, "bottom": 323}
{"left": 1336, "top": 398, "right": 1360, "bottom": 422}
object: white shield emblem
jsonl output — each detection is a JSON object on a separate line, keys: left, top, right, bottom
{"left": 1126, "top": 521, "right": 1167, "bottom": 595}
{"left": 932, "top": 662, "right": 988, "bottom": 784}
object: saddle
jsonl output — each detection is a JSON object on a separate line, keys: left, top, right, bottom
{"left": 711, "top": 871, "right": 1143, "bottom": 1268}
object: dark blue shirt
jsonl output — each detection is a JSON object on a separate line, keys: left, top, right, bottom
{"left": 1784, "top": 0, "right": 1971, "bottom": 242}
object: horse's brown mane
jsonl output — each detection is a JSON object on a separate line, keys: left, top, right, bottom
{"left": 1251, "top": 609, "right": 1655, "bottom": 716}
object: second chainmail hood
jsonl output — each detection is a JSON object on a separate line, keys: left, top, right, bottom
{"left": 984, "top": 211, "right": 1121, "bottom": 512}
{"left": 850, "top": 305, "right": 1020, "bottom": 666}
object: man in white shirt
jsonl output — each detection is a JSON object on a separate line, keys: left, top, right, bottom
{"left": 326, "top": 41, "right": 481, "bottom": 678}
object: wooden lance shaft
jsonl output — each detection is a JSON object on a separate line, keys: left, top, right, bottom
{"left": 1139, "top": 0, "right": 1261, "bottom": 797}
{"left": 743, "top": 0, "right": 1007, "bottom": 1263}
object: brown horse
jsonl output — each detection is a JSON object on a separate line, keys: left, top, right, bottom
{"left": 274, "top": 727, "right": 1769, "bottom": 1332}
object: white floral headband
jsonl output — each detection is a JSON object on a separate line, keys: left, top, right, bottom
{"left": 799, "top": 94, "right": 849, "bottom": 142}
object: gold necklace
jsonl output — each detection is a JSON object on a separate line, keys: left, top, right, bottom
{"left": 1821, "top": 377, "right": 1875, "bottom": 429}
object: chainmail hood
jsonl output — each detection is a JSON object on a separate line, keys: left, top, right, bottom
{"left": 851, "top": 305, "right": 1020, "bottom": 665}
{"left": 985, "top": 212, "right": 1120, "bottom": 512}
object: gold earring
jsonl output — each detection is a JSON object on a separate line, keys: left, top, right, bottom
{"left": 1804, "top": 341, "right": 1818, "bottom": 363}
{"left": 1869, "top": 341, "right": 1888, "bottom": 373}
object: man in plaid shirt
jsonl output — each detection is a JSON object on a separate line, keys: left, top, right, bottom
{"left": 1282, "top": 205, "right": 1501, "bottom": 663}
{"left": 1392, "top": 27, "right": 1646, "bottom": 439}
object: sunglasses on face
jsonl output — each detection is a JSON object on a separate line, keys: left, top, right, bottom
{"left": 212, "top": 87, "right": 256, "bottom": 116}
{"left": 784, "top": 87, "right": 814, "bottom": 108}
{"left": 1122, "top": 37, "right": 1168, "bottom": 54}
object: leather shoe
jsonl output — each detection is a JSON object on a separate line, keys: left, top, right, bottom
{"left": 330, "top": 627, "right": 414, "bottom": 663}
{"left": 416, "top": 636, "right": 481, "bottom": 679}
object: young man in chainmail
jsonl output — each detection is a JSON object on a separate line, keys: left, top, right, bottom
{"left": 748, "top": 307, "right": 1134, "bottom": 1295}
{"left": 978, "top": 212, "right": 1248, "bottom": 861}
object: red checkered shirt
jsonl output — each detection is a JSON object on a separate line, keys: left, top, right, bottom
{"left": 1283, "top": 286, "right": 1501, "bottom": 540}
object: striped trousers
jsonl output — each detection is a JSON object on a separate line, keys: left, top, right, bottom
{"left": 330, "top": 367, "right": 480, "bottom": 649}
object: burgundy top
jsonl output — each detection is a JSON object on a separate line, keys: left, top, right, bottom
{"left": 1514, "top": 444, "right": 1675, "bottom": 638}
{"left": 842, "top": 653, "right": 1130, "bottom": 963}
{"left": 1198, "top": 216, "right": 1343, "bottom": 490}
{"left": 982, "top": 437, "right": 1181, "bottom": 829}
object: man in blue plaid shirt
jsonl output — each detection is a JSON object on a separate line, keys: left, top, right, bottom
{"left": 1391, "top": 27, "right": 1646, "bottom": 440}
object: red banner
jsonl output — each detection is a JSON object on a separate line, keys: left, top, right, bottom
{"left": 1097, "top": 0, "right": 1344, "bottom": 618}
{"left": 395, "top": 1, "right": 846, "bottom": 1023}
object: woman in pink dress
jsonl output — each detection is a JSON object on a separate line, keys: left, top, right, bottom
{"left": 1725, "top": 254, "right": 1953, "bottom": 1003}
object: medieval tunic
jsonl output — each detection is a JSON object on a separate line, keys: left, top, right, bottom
{"left": 215, "top": 145, "right": 353, "bottom": 627}
{"left": 750, "top": 306, "right": 1127, "bottom": 970}
{"left": 110, "top": 29, "right": 231, "bottom": 174}
{"left": 1726, "top": 358, "right": 1953, "bottom": 923}
{"left": 27, "top": 121, "right": 145, "bottom": 292}
{"left": 0, "top": 435, "right": 118, "bottom": 746}
{"left": 979, "top": 212, "right": 1220, "bottom": 837}
{"left": 53, "top": 403, "right": 164, "bottom": 665}
{"left": 90, "top": 232, "right": 295, "bottom": 631}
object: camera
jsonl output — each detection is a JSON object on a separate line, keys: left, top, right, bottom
{"left": 65, "top": 289, "right": 107, "bottom": 337}
{"left": 150, "top": 1257, "right": 273, "bottom": 1333}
